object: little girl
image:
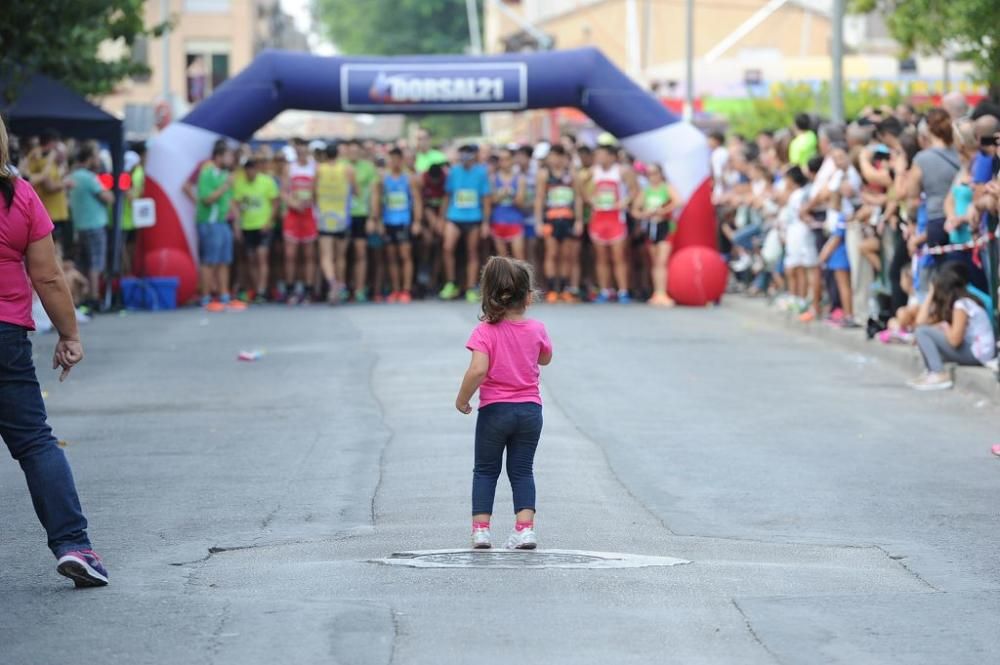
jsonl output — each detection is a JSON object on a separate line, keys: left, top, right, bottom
{"left": 908, "top": 263, "right": 996, "bottom": 391}
{"left": 455, "top": 256, "right": 553, "bottom": 550}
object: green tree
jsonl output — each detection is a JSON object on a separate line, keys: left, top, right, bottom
{"left": 313, "top": 0, "right": 484, "bottom": 140}
{"left": 851, "top": 0, "right": 1000, "bottom": 98}
{"left": 0, "top": 0, "right": 167, "bottom": 101}
{"left": 314, "top": 0, "right": 477, "bottom": 57}
{"left": 713, "top": 83, "right": 903, "bottom": 137}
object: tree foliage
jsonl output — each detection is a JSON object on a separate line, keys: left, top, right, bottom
{"left": 314, "top": 0, "right": 477, "bottom": 57}
{"left": 716, "top": 83, "right": 903, "bottom": 137}
{"left": 0, "top": 0, "right": 167, "bottom": 101}
{"left": 313, "top": 0, "right": 484, "bottom": 140}
{"left": 851, "top": 0, "right": 1000, "bottom": 96}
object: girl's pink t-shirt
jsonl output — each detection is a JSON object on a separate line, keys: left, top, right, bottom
{"left": 466, "top": 318, "right": 553, "bottom": 408}
{"left": 0, "top": 178, "right": 55, "bottom": 330}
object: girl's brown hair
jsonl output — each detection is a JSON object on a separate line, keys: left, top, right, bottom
{"left": 479, "top": 256, "right": 536, "bottom": 323}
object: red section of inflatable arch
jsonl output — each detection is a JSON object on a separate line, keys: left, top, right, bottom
{"left": 672, "top": 178, "right": 716, "bottom": 252}
{"left": 667, "top": 245, "right": 727, "bottom": 306}
{"left": 137, "top": 176, "right": 199, "bottom": 305}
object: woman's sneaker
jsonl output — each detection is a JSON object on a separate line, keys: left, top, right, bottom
{"left": 56, "top": 550, "right": 109, "bottom": 588}
{"left": 472, "top": 527, "right": 492, "bottom": 549}
{"left": 505, "top": 527, "right": 537, "bottom": 550}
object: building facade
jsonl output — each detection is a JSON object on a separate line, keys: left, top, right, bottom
{"left": 484, "top": 0, "right": 977, "bottom": 141}
{"left": 100, "top": 0, "right": 306, "bottom": 139}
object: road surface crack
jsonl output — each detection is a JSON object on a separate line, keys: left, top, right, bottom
{"left": 365, "top": 347, "right": 395, "bottom": 527}
{"left": 542, "top": 377, "right": 678, "bottom": 536}
{"left": 731, "top": 599, "right": 783, "bottom": 664}
{"left": 872, "top": 545, "right": 940, "bottom": 591}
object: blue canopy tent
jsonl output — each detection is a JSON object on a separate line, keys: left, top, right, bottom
{"left": 0, "top": 73, "right": 126, "bottom": 309}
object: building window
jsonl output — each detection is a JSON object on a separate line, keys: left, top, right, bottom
{"left": 184, "top": 0, "right": 231, "bottom": 12}
{"left": 185, "top": 42, "right": 230, "bottom": 104}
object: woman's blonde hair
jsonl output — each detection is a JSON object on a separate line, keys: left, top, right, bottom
{"left": 0, "top": 115, "right": 15, "bottom": 208}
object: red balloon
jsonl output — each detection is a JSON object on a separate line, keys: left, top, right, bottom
{"left": 142, "top": 247, "right": 198, "bottom": 305}
{"left": 667, "top": 246, "right": 727, "bottom": 306}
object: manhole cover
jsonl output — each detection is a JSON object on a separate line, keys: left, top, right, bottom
{"left": 373, "top": 549, "right": 690, "bottom": 569}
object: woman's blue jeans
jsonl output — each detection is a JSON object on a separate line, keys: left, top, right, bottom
{"left": 472, "top": 402, "right": 542, "bottom": 516}
{"left": 0, "top": 322, "right": 91, "bottom": 557}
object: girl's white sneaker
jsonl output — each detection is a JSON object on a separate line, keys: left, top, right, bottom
{"left": 472, "top": 527, "right": 492, "bottom": 549}
{"left": 907, "top": 372, "right": 954, "bottom": 391}
{"left": 505, "top": 527, "right": 537, "bottom": 550}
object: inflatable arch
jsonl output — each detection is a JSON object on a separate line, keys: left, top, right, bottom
{"left": 144, "top": 47, "right": 721, "bottom": 305}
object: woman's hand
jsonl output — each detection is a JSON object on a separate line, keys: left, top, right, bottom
{"left": 53, "top": 337, "right": 83, "bottom": 382}
{"left": 455, "top": 398, "right": 472, "bottom": 415}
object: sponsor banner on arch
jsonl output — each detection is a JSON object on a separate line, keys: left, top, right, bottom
{"left": 341, "top": 63, "right": 527, "bottom": 112}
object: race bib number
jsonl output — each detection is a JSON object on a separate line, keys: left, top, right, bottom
{"left": 547, "top": 185, "right": 574, "bottom": 208}
{"left": 594, "top": 185, "right": 618, "bottom": 211}
{"left": 242, "top": 195, "right": 263, "bottom": 214}
{"left": 387, "top": 191, "right": 408, "bottom": 211}
{"left": 455, "top": 189, "right": 478, "bottom": 208}
{"left": 645, "top": 192, "right": 668, "bottom": 211}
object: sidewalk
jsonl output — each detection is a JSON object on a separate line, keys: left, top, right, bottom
{"left": 726, "top": 295, "right": 1000, "bottom": 403}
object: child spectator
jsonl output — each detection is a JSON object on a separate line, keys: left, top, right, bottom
{"left": 909, "top": 264, "right": 996, "bottom": 390}
{"left": 455, "top": 256, "right": 552, "bottom": 550}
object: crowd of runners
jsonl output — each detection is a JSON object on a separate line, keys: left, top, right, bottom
{"left": 181, "top": 129, "right": 683, "bottom": 311}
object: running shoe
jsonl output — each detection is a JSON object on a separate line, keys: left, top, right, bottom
{"left": 560, "top": 291, "right": 576, "bottom": 303}
{"left": 798, "top": 310, "right": 816, "bottom": 323}
{"left": 439, "top": 282, "right": 460, "bottom": 300}
{"left": 398, "top": 291, "right": 412, "bottom": 304}
{"left": 505, "top": 527, "right": 537, "bottom": 550}
{"left": 205, "top": 300, "right": 225, "bottom": 313}
{"left": 618, "top": 290, "right": 632, "bottom": 304}
{"left": 354, "top": 290, "right": 368, "bottom": 304}
{"left": 387, "top": 291, "right": 400, "bottom": 304}
{"left": 991, "top": 444, "right": 1000, "bottom": 457}
{"left": 545, "top": 291, "right": 559, "bottom": 304}
{"left": 907, "top": 372, "right": 954, "bottom": 391}
{"left": 56, "top": 549, "right": 109, "bottom": 588}
{"left": 339, "top": 287, "right": 351, "bottom": 303}
{"left": 472, "top": 527, "right": 492, "bottom": 550}
{"left": 373, "top": 294, "right": 385, "bottom": 304}
{"left": 226, "top": 300, "right": 248, "bottom": 312}
{"left": 595, "top": 290, "right": 611, "bottom": 304}
{"left": 465, "top": 288, "right": 480, "bottom": 303}
{"left": 254, "top": 294, "right": 268, "bottom": 305}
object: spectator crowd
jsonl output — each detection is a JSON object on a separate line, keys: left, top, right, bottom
{"left": 713, "top": 93, "right": 1000, "bottom": 389}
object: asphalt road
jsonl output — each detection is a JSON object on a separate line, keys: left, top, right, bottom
{"left": 2, "top": 300, "right": 998, "bottom": 665}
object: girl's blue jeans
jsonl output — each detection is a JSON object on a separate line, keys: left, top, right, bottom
{"left": 472, "top": 402, "right": 542, "bottom": 516}
{"left": 0, "top": 322, "right": 91, "bottom": 557}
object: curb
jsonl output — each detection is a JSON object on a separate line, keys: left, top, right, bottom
{"left": 726, "top": 295, "right": 1000, "bottom": 404}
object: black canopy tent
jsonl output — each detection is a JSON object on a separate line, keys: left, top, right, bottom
{"left": 0, "top": 73, "right": 125, "bottom": 309}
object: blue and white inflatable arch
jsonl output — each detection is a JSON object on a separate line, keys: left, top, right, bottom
{"left": 144, "top": 47, "right": 716, "bottom": 303}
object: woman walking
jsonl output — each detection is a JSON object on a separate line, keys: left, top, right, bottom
{"left": 0, "top": 117, "right": 107, "bottom": 587}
